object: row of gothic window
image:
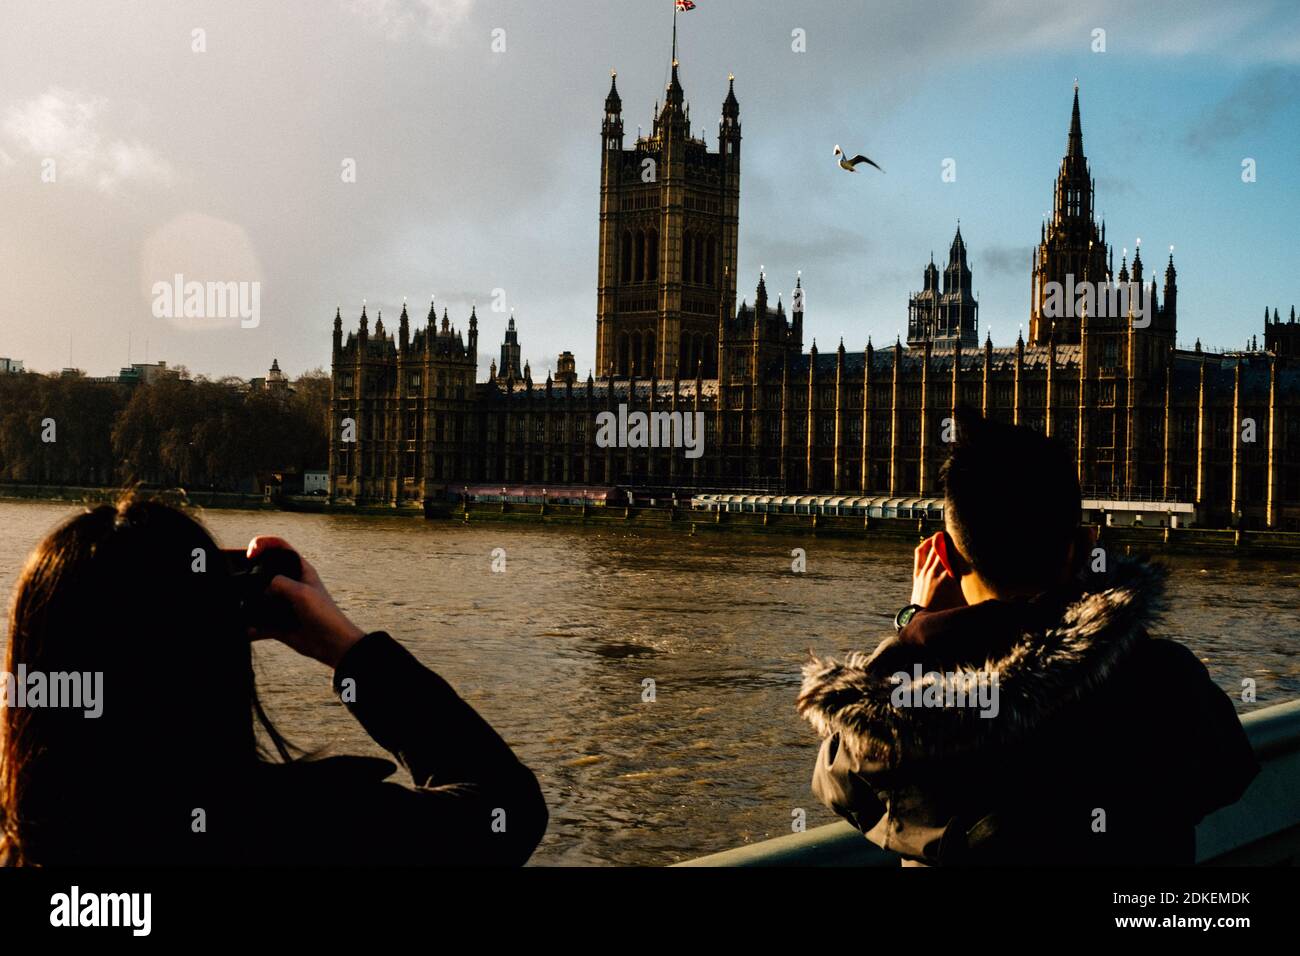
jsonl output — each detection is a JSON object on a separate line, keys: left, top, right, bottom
{"left": 620, "top": 229, "right": 719, "bottom": 286}
{"left": 613, "top": 329, "right": 718, "bottom": 378}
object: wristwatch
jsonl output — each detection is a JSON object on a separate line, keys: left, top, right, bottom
{"left": 894, "top": 604, "right": 923, "bottom": 632}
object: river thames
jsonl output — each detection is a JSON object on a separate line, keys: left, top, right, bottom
{"left": 1, "top": 500, "right": 1297, "bottom": 865}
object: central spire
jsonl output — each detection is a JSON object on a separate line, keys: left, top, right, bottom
{"left": 1054, "top": 83, "right": 1092, "bottom": 222}
{"left": 1030, "top": 83, "right": 1107, "bottom": 345}
{"left": 1067, "top": 79, "right": 1084, "bottom": 160}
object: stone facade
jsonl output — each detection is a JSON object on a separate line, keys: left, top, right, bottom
{"left": 330, "top": 66, "right": 1300, "bottom": 529}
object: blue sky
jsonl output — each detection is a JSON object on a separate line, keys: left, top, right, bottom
{"left": 1, "top": 0, "right": 1297, "bottom": 378}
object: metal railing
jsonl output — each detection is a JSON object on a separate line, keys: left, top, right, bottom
{"left": 677, "top": 698, "right": 1300, "bottom": 867}
{"left": 1080, "top": 483, "right": 1194, "bottom": 503}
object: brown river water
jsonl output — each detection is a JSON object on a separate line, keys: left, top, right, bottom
{"left": 1, "top": 500, "right": 1297, "bottom": 865}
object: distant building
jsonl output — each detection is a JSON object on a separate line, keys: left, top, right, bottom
{"left": 114, "top": 361, "right": 177, "bottom": 386}
{"left": 266, "top": 358, "right": 289, "bottom": 392}
{"left": 0, "top": 357, "right": 23, "bottom": 374}
{"left": 249, "top": 358, "right": 291, "bottom": 393}
{"left": 83, "top": 362, "right": 180, "bottom": 386}
{"left": 303, "top": 470, "right": 329, "bottom": 494}
{"left": 329, "top": 63, "right": 1300, "bottom": 530}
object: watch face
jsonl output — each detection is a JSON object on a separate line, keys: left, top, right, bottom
{"left": 896, "top": 605, "right": 919, "bottom": 630}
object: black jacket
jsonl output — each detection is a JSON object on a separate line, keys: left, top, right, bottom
{"left": 797, "top": 559, "right": 1259, "bottom": 865}
{"left": 13, "top": 631, "right": 548, "bottom": 865}
{"left": 237, "top": 630, "right": 549, "bottom": 865}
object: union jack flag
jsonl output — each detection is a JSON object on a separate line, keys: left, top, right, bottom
{"left": 675, "top": 1, "right": 696, "bottom": 11}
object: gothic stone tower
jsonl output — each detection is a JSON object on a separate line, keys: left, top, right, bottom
{"left": 1030, "top": 84, "right": 1109, "bottom": 345}
{"left": 499, "top": 312, "right": 522, "bottom": 380}
{"left": 907, "top": 224, "right": 979, "bottom": 348}
{"left": 595, "top": 62, "right": 741, "bottom": 380}
{"left": 329, "top": 300, "right": 479, "bottom": 504}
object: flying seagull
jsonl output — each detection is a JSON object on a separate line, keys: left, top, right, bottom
{"left": 834, "top": 145, "right": 883, "bottom": 173}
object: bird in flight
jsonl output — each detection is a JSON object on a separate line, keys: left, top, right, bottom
{"left": 834, "top": 145, "right": 884, "bottom": 173}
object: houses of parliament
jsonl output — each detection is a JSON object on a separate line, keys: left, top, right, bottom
{"left": 329, "top": 58, "right": 1300, "bottom": 530}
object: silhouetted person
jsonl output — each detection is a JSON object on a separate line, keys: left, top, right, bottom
{"left": 0, "top": 494, "right": 547, "bottom": 864}
{"left": 798, "top": 410, "right": 1259, "bottom": 865}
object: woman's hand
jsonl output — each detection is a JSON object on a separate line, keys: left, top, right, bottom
{"left": 246, "top": 536, "right": 364, "bottom": 669}
{"left": 910, "top": 532, "right": 966, "bottom": 611}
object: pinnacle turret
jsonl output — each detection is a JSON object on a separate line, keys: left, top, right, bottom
{"left": 605, "top": 71, "right": 621, "bottom": 114}
{"left": 722, "top": 73, "right": 739, "bottom": 119}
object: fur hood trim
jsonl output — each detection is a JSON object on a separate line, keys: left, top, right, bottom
{"left": 796, "top": 558, "right": 1167, "bottom": 767}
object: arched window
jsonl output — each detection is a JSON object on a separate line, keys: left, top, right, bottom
{"left": 694, "top": 235, "right": 704, "bottom": 286}
{"left": 621, "top": 230, "right": 633, "bottom": 282}
{"left": 707, "top": 239, "right": 717, "bottom": 286}
{"left": 645, "top": 332, "right": 657, "bottom": 376}
{"left": 630, "top": 331, "right": 642, "bottom": 375}
{"left": 683, "top": 232, "right": 693, "bottom": 283}
{"left": 618, "top": 332, "right": 630, "bottom": 376}
{"left": 634, "top": 231, "right": 645, "bottom": 282}
{"left": 679, "top": 334, "right": 689, "bottom": 373}
{"left": 647, "top": 228, "right": 659, "bottom": 281}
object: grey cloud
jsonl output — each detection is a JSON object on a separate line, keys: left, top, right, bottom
{"left": 1184, "top": 67, "right": 1296, "bottom": 150}
{"left": 1095, "top": 175, "right": 1136, "bottom": 198}
{"left": 978, "top": 245, "right": 1034, "bottom": 279}
{"left": 342, "top": 0, "right": 476, "bottom": 46}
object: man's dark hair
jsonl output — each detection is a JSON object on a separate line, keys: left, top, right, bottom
{"left": 940, "top": 408, "right": 1082, "bottom": 594}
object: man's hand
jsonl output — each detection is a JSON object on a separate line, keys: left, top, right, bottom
{"left": 911, "top": 532, "right": 966, "bottom": 611}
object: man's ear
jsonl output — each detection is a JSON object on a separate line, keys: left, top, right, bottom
{"left": 944, "top": 531, "right": 972, "bottom": 577}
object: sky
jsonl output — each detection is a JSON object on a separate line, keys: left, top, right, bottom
{"left": 1, "top": 0, "right": 1297, "bottom": 380}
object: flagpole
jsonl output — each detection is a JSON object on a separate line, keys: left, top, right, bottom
{"left": 672, "top": 1, "right": 678, "bottom": 64}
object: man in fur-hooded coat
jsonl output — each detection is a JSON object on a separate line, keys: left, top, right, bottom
{"left": 798, "top": 413, "right": 1259, "bottom": 866}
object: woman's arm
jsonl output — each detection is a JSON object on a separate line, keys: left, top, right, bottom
{"left": 332, "top": 631, "right": 548, "bottom": 864}
{"left": 246, "top": 536, "right": 548, "bottom": 865}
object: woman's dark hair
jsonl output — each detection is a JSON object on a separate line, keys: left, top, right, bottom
{"left": 940, "top": 408, "right": 1082, "bottom": 594}
{"left": 0, "top": 493, "right": 291, "bottom": 864}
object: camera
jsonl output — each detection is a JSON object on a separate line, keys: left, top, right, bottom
{"left": 222, "top": 547, "right": 302, "bottom": 631}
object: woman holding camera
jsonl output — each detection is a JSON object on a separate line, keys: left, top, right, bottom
{"left": 0, "top": 494, "right": 548, "bottom": 865}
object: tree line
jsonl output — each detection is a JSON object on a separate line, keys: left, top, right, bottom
{"left": 0, "top": 371, "right": 331, "bottom": 492}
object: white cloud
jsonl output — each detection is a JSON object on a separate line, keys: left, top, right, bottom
{"left": 100, "top": 139, "right": 172, "bottom": 192}
{"left": 343, "top": 0, "right": 474, "bottom": 46}
{"left": 1, "top": 86, "right": 173, "bottom": 194}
